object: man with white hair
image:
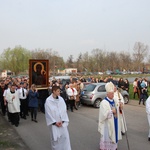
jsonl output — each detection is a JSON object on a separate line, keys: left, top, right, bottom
{"left": 98, "top": 82, "right": 118, "bottom": 150}
{"left": 146, "top": 96, "right": 150, "bottom": 141}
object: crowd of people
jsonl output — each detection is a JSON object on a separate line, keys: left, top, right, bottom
{"left": 0, "top": 75, "right": 149, "bottom": 121}
{"left": 132, "top": 77, "right": 149, "bottom": 105}
{"left": 0, "top": 75, "right": 150, "bottom": 149}
{"left": 0, "top": 76, "right": 40, "bottom": 127}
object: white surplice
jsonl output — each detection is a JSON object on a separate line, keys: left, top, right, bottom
{"left": 45, "top": 94, "right": 71, "bottom": 150}
{"left": 66, "top": 87, "right": 77, "bottom": 99}
{"left": 146, "top": 96, "right": 150, "bottom": 138}
{"left": 6, "top": 90, "right": 20, "bottom": 113}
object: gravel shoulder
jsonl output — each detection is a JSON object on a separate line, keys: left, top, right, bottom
{"left": 0, "top": 113, "right": 29, "bottom": 150}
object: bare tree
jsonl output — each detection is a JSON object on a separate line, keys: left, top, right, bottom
{"left": 119, "top": 52, "right": 132, "bottom": 71}
{"left": 66, "top": 55, "right": 74, "bottom": 68}
{"left": 75, "top": 53, "right": 82, "bottom": 72}
{"left": 82, "top": 52, "right": 90, "bottom": 72}
{"left": 31, "top": 49, "right": 65, "bottom": 75}
{"left": 132, "top": 42, "right": 148, "bottom": 71}
{"left": 32, "top": 49, "right": 50, "bottom": 59}
{"left": 105, "top": 52, "right": 118, "bottom": 72}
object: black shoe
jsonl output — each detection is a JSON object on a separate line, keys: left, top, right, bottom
{"left": 74, "top": 107, "right": 78, "bottom": 110}
{"left": 34, "top": 120, "right": 38, "bottom": 123}
{"left": 22, "top": 116, "right": 26, "bottom": 119}
{"left": 2, "top": 113, "right": 6, "bottom": 116}
{"left": 148, "top": 137, "right": 150, "bottom": 141}
{"left": 31, "top": 118, "right": 34, "bottom": 121}
{"left": 15, "top": 124, "right": 18, "bottom": 127}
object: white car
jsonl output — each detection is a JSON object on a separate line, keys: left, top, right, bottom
{"left": 81, "top": 83, "right": 129, "bottom": 108}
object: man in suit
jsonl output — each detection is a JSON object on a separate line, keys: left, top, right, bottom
{"left": 19, "top": 82, "right": 28, "bottom": 119}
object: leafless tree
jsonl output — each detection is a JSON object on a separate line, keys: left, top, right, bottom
{"left": 66, "top": 55, "right": 74, "bottom": 68}
{"left": 118, "top": 52, "right": 132, "bottom": 71}
{"left": 75, "top": 53, "right": 82, "bottom": 72}
{"left": 132, "top": 42, "right": 148, "bottom": 71}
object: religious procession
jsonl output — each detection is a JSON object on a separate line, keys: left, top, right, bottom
{"left": 0, "top": 67, "right": 150, "bottom": 150}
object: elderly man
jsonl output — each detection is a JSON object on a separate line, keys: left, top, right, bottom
{"left": 146, "top": 96, "right": 150, "bottom": 141}
{"left": 98, "top": 82, "right": 119, "bottom": 150}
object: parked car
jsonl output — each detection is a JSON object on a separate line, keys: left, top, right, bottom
{"left": 118, "top": 88, "right": 129, "bottom": 104}
{"left": 80, "top": 83, "right": 129, "bottom": 108}
{"left": 49, "top": 75, "right": 71, "bottom": 85}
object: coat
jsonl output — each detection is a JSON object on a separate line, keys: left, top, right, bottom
{"left": 74, "top": 85, "right": 81, "bottom": 102}
{"left": 98, "top": 99, "right": 117, "bottom": 144}
{"left": 28, "top": 90, "right": 39, "bottom": 108}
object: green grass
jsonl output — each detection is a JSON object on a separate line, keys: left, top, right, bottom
{"left": 129, "top": 84, "right": 150, "bottom": 100}
{"left": 0, "top": 141, "right": 17, "bottom": 148}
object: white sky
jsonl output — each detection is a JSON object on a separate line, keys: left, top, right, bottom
{"left": 0, "top": 0, "right": 150, "bottom": 61}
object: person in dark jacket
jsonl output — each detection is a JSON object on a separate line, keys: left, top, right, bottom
{"left": 28, "top": 84, "right": 39, "bottom": 123}
{"left": 124, "top": 79, "right": 129, "bottom": 93}
{"left": 118, "top": 78, "right": 125, "bottom": 90}
{"left": 0, "top": 81, "right": 6, "bottom": 116}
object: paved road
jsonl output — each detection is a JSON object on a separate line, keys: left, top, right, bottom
{"left": 11, "top": 100, "right": 149, "bottom": 150}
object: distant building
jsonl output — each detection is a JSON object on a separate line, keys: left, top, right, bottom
{"left": 58, "top": 68, "right": 77, "bottom": 75}
{"left": 1, "top": 70, "right": 12, "bottom": 78}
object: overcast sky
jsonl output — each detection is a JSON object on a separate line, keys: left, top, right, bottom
{"left": 0, "top": 0, "right": 150, "bottom": 61}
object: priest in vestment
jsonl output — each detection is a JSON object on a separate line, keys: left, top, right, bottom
{"left": 98, "top": 82, "right": 118, "bottom": 150}
{"left": 45, "top": 86, "right": 71, "bottom": 150}
{"left": 114, "top": 86, "right": 127, "bottom": 137}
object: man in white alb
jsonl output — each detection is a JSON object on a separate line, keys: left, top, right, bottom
{"left": 146, "top": 96, "right": 150, "bottom": 141}
{"left": 45, "top": 86, "right": 71, "bottom": 150}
